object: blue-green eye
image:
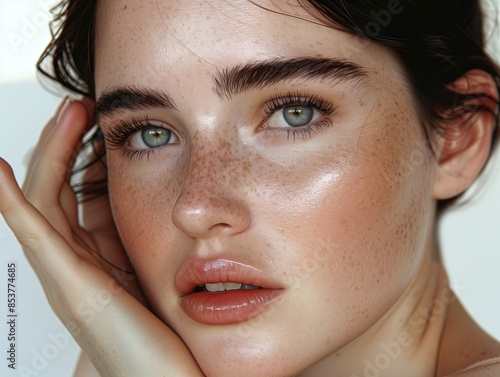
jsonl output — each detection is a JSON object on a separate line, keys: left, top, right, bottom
{"left": 129, "top": 127, "right": 178, "bottom": 149}
{"left": 282, "top": 106, "right": 314, "bottom": 127}
{"left": 266, "top": 104, "right": 319, "bottom": 129}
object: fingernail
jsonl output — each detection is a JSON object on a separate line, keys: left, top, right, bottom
{"left": 55, "top": 97, "right": 71, "bottom": 124}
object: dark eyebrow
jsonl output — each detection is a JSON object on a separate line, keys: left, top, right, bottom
{"left": 94, "top": 86, "right": 177, "bottom": 122}
{"left": 212, "top": 57, "right": 368, "bottom": 100}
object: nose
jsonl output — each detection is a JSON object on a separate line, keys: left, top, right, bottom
{"left": 171, "top": 142, "right": 252, "bottom": 239}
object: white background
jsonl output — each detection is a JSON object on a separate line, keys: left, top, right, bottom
{"left": 0, "top": 1, "right": 499, "bottom": 376}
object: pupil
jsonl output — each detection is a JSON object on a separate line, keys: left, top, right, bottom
{"left": 283, "top": 106, "right": 313, "bottom": 127}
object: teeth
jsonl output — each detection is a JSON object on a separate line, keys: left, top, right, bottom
{"left": 224, "top": 283, "right": 242, "bottom": 290}
{"left": 203, "top": 282, "right": 260, "bottom": 292}
{"left": 205, "top": 283, "right": 226, "bottom": 292}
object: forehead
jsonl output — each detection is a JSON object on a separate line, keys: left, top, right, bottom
{"left": 93, "top": 0, "right": 384, "bottom": 93}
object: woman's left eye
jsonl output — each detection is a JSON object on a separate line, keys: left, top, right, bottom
{"left": 129, "top": 127, "right": 178, "bottom": 149}
{"left": 261, "top": 94, "right": 336, "bottom": 132}
{"left": 269, "top": 105, "right": 318, "bottom": 128}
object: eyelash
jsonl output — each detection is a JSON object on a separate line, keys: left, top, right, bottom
{"left": 103, "top": 116, "right": 165, "bottom": 160}
{"left": 103, "top": 92, "right": 338, "bottom": 160}
{"left": 260, "top": 92, "right": 338, "bottom": 141}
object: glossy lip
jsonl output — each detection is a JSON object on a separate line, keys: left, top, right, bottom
{"left": 175, "top": 258, "right": 284, "bottom": 325}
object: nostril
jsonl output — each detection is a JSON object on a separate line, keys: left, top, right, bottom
{"left": 208, "top": 223, "right": 231, "bottom": 232}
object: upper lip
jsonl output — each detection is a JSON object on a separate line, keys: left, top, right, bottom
{"left": 175, "top": 258, "right": 282, "bottom": 296}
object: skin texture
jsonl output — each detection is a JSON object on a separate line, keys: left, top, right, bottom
{"left": 88, "top": 0, "right": 500, "bottom": 376}
{"left": 95, "top": 1, "right": 456, "bottom": 376}
{"left": 1, "top": 1, "right": 499, "bottom": 376}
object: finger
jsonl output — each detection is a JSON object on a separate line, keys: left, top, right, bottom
{"left": 31, "top": 97, "right": 71, "bottom": 157}
{"left": 2, "top": 165, "right": 202, "bottom": 376}
{"left": 23, "top": 101, "right": 90, "bottom": 209}
{"left": 0, "top": 158, "right": 80, "bottom": 279}
{"left": 58, "top": 182, "right": 115, "bottom": 268}
{"left": 60, "top": 182, "right": 80, "bottom": 229}
{"left": 23, "top": 98, "right": 95, "bottom": 197}
{"left": 22, "top": 97, "right": 70, "bottom": 189}
{"left": 66, "top": 278, "right": 203, "bottom": 377}
{"left": 0, "top": 158, "right": 133, "bottom": 323}
{"left": 22, "top": 102, "right": 87, "bottom": 243}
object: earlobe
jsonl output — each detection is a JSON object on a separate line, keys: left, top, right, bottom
{"left": 432, "top": 70, "right": 498, "bottom": 200}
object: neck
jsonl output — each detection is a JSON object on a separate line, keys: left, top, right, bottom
{"left": 301, "top": 240, "right": 453, "bottom": 377}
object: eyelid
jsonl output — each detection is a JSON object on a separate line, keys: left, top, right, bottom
{"left": 257, "top": 92, "right": 338, "bottom": 142}
{"left": 103, "top": 116, "right": 175, "bottom": 150}
{"left": 104, "top": 117, "right": 180, "bottom": 161}
{"left": 260, "top": 92, "right": 337, "bottom": 119}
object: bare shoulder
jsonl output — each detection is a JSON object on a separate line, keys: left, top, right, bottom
{"left": 437, "top": 299, "right": 500, "bottom": 377}
{"left": 445, "top": 360, "right": 500, "bottom": 377}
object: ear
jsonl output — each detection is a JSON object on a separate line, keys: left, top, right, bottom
{"left": 433, "top": 69, "right": 498, "bottom": 200}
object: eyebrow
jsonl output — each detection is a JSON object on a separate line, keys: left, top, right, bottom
{"left": 94, "top": 86, "right": 177, "bottom": 123}
{"left": 94, "top": 57, "right": 368, "bottom": 122}
{"left": 212, "top": 57, "right": 368, "bottom": 100}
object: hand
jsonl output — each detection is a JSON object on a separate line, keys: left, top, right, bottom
{"left": 0, "top": 99, "right": 204, "bottom": 377}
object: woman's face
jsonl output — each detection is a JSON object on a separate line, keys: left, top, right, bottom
{"left": 94, "top": 1, "right": 437, "bottom": 375}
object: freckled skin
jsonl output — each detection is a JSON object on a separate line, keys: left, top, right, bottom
{"left": 91, "top": 1, "right": 499, "bottom": 376}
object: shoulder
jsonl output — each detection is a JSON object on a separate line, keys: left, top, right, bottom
{"left": 437, "top": 300, "right": 500, "bottom": 377}
{"left": 445, "top": 358, "right": 500, "bottom": 377}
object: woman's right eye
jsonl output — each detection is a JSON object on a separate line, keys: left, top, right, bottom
{"left": 129, "top": 127, "right": 179, "bottom": 149}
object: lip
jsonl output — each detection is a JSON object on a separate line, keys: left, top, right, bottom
{"left": 175, "top": 258, "right": 284, "bottom": 325}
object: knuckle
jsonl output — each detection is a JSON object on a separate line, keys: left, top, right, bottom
{"left": 17, "top": 236, "right": 41, "bottom": 252}
{"left": 23, "top": 189, "right": 59, "bottom": 215}
{"left": 1, "top": 195, "right": 30, "bottom": 217}
{"left": 18, "top": 223, "right": 56, "bottom": 254}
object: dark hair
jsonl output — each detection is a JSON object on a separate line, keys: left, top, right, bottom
{"left": 37, "top": 0, "right": 500, "bottom": 206}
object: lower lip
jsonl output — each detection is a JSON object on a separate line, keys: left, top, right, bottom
{"left": 180, "top": 289, "right": 284, "bottom": 325}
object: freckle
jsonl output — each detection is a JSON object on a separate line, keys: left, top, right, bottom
{"left": 122, "top": 4, "right": 127, "bottom": 10}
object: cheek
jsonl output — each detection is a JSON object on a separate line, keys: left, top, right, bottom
{"left": 265, "top": 111, "right": 436, "bottom": 333}
{"left": 345, "top": 108, "right": 433, "bottom": 262}
{"left": 106, "top": 157, "right": 182, "bottom": 288}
